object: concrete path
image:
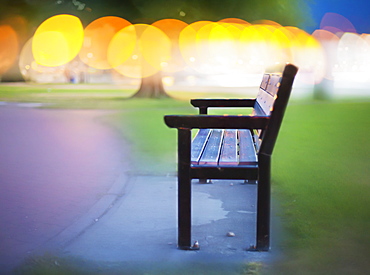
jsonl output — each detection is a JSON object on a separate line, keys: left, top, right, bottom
{"left": 0, "top": 104, "right": 129, "bottom": 274}
{"left": 0, "top": 103, "right": 276, "bottom": 274}
{"left": 57, "top": 176, "right": 272, "bottom": 274}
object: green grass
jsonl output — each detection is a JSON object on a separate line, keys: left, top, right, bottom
{"left": 2, "top": 85, "right": 369, "bottom": 274}
{"left": 0, "top": 84, "right": 136, "bottom": 108}
{"left": 110, "top": 98, "right": 370, "bottom": 275}
{"left": 268, "top": 101, "right": 370, "bottom": 275}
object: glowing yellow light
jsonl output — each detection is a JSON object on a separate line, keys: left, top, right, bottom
{"left": 152, "top": 19, "right": 188, "bottom": 73}
{"left": 195, "top": 22, "right": 220, "bottom": 68}
{"left": 107, "top": 24, "right": 137, "bottom": 68}
{"left": 218, "top": 22, "right": 245, "bottom": 39}
{"left": 240, "top": 24, "right": 275, "bottom": 44}
{"left": 152, "top": 19, "right": 188, "bottom": 41}
{"left": 181, "top": 21, "right": 240, "bottom": 74}
{"left": 162, "top": 76, "right": 174, "bottom": 86}
{"left": 218, "top": 18, "right": 250, "bottom": 27}
{"left": 271, "top": 27, "right": 292, "bottom": 49}
{"left": 0, "top": 25, "right": 19, "bottom": 75}
{"left": 208, "top": 23, "right": 234, "bottom": 42}
{"left": 179, "top": 21, "right": 212, "bottom": 69}
{"left": 20, "top": 37, "right": 68, "bottom": 82}
{"left": 140, "top": 24, "right": 171, "bottom": 71}
{"left": 79, "top": 16, "right": 131, "bottom": 70}
{"left": 109, "top": 24, "right": 171, "bottom": 78}
{"left": 239, "top": 25, "right": 275, "bottom": 70}
{"left": 207, "top": 23, "right": 239, "bottom": 68}
{"left": 32, "top": 14, "right": 84, "bottom": 67}
{"left": 253, "top": 20, "right": 282, "bottom": 28}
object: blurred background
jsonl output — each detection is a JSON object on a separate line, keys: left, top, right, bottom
{"left": 1, "top": 0, "right": 370, "bottom": 99}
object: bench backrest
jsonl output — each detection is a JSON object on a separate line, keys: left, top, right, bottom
{"left": 253, "top": 64, "right": 298, "bottom": 156}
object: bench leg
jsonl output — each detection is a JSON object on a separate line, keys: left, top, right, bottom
{"left": 177, "top": 129, "right": 199, "bottom": 250}
{"left": 250, "top": 153, "right": 271, "bottom": 251}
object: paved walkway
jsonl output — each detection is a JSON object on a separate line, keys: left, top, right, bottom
{"left": 0, "top": 104, "right": 128, "bottom": 274}
{"left": 0, "top": 104, "right": 277, "bottom": 274}
{"left": 56, "top": 176, "right": 270, "bottom": 274}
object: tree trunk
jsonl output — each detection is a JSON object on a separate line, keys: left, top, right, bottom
{"left": 132, "top": 71, "right": 169, "bottom": 98}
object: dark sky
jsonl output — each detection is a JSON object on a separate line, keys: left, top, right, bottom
{"left": 306, "top": 0, "right": 370, "bottom": 34}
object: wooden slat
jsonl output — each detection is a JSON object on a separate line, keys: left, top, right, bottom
{"left": 260, "top": 74, "right": 270, "bottom": 90}
{"left": 252, "top": 101, "right": 267, "bottom": 116}
{"left": 256, "top": 91, "right": 274, "bottom": 115}
{"left": 219, "top": 129, "right": 238, "bottom": 165}
{"left": 238, "top": 130, "right": 258, "bottom": 165}
{"left": 254, "top": 74, "right": 281, "bottom": 116}
{"left": 266, "top": 74, "right": 281, "bottom": 96}
{"left": 253, "top": 130, "right": 261, "bottom": 152}
{"left": 198, "top": 129, "right": 224, "bottom": 165}
{"left": 191, "top": 129, "right": 211, "bottom": 164}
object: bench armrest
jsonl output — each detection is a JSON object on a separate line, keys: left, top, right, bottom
{"left": 164, "top": 115, "right": 269, "bottom": 129}
{"left": 191, "top": 99, "right": 255, "bottom": 114}
{"left": 191, "top": 99, "right": 256, "bottom": 108}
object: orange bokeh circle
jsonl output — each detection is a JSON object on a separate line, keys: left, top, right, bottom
{"left": 0, "top": 25, "right": 19, "bottom": 75}
{"left": 79, "top": 16, "right": 131, "bottom": 70}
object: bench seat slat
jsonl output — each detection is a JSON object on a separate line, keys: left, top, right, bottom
{"left": 238, "top": 130, "right": 258, "bottom": 165}
{"left": 198, "top": 129, "right": 224, "bottom": 165}
{"left": 219, "top": 129, "right": 238, "bottom": 165}
{"left": 191, "top": 129, "right": 211, "bottom": 164}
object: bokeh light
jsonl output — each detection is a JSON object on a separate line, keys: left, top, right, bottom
{"left": 32, "top": 14, "right": 84, "bottom": 67}
{"left": 204, "top": 23, "right": 240, "bottom": 73}
{"left": 179, "top": 20, "right": 213, "bottom": 71}
{"left": 19, "top": 37, "right": 35, "bottom": 81}
{"left": 239, "top": 24, "right": 275, "bottom": 72}
{"left": 152, "top": 19, "right": 188, "bottom": 73}
{"left": 218, "top": 18, "right": 250, "bottom": 27}
{"left": 284, "top": 27, "right": 325, "bottom": 83}
{"left": 5, "top": 11, "right": 368, "bottom": 97}
{"left": 320, "top": 12, "right": 356, "bottom": 34}
{"left": 108, "top": 24, "right": 171, "bottom": 78}
{"left": 19, "top": 37, "right": 68, "bottom": 83}
{"left": 335, "top": 32, "right": 370, "bottom": 83}
{"left": 79, "top": 16, "right": 131, "bottom": 70}
{"left": 0, "top": 25, "right": 19, "bottom": 75}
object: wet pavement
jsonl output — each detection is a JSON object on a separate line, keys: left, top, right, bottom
{"left": 0, "top": 103, "right": 275, "bottom": 274}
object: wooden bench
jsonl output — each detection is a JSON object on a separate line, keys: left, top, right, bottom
{"left": 164, "top": 63, "right": 298, "bottom": 251}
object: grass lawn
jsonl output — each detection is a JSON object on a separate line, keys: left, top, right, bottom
{"left": 269, "top": 101, "right": 370, "bottom": 274}
{"left": 1, "top": 85, "right": 369, "bottom": 274}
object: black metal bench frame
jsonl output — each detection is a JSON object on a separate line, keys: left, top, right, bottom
{"left": 164, "top": 64, "right": 298, "bottom": 251}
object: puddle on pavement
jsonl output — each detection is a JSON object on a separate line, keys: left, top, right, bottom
{"left": 192, "top": 191, "right": 229, "bottom": 225}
